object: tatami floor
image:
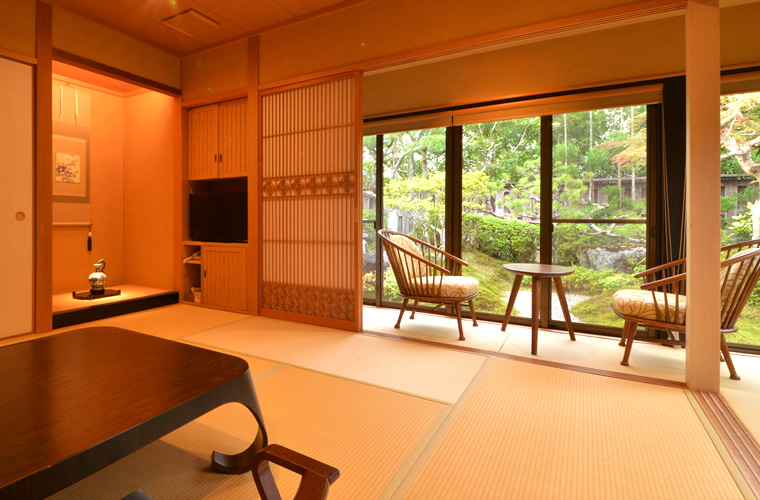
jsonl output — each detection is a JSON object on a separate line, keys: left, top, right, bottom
{"left": 5, "top": 304, "right": 760, "bottom": 499}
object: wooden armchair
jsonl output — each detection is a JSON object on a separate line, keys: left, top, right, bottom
{"left": 377, "top": 229, "right": 479, "bottom": 340}
{"left": 252, "top": 444, "right": 340, "bottom": 500}
{"left": 612, "top": 240, "right": 760, "bottom": 380}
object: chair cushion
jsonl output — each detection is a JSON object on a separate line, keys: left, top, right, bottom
{"left": 612, "top": 289, "right": 686, "bottom": 325}
{"left": 411, "top": 276, "right": 479, "bottom": 298}
{"left": 389, "top": 234, "right": 425, "bottom": 277}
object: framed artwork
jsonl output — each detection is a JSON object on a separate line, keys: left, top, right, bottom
{"left": 52, "top": 123, "right": 90, "bottom": 203}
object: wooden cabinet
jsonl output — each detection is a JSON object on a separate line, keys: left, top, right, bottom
{"left": 187, "top": 99, "right": 246, "bottom": 180}
{"left": 182, "top": 242, "right": 247, "bottom": 313}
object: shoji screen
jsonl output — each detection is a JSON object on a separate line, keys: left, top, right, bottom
{"left": 260, "top": 73, "right": 362, "bottom": 331}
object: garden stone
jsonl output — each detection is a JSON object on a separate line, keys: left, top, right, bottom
{"left": 577, "top": 246, "right": 646, "bottom": 273}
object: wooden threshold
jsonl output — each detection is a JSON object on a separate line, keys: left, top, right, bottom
{"left": 693, "top": 390, "right": 760, "bottom": 498}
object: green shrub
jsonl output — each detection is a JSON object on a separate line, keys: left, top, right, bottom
{"left": 461, "top": 249, "right": 516, "bottom": 314}
{"left": 563, "top": 265, "right": 639, "bottom": 296}
{"left": 462, "top": 214, "right": 539, "bottom": 262}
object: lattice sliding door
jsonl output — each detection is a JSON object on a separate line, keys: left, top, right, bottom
{"left": 260, "top": 74, "right": 362, "bottom": 330}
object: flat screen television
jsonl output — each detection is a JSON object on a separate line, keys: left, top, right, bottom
{"left": 189, "top": 191, "right": 247, "bottom": 243}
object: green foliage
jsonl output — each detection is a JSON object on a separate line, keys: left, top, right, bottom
{"left": 362, "top": 271, "right": 375, "bottom": 295}
{"left": 462, "top": 214, "right": 539, "bottom": 262}
{"left": 461, "top": 249, "right": 516, "bottom": 314}
{"left": 563, "top": 265, "right": 640, "bottom": 296}
{"left": 382, "top": 267, "right": 400, "bottom": 301}
{"left": 730, "top": 306, "right": 760, "bottom": 345}
{"left": 729, "top": 205, "right": 754, "bottom": 241}
{"left": 570, "top": 290, "right": 625, "bottom": 328}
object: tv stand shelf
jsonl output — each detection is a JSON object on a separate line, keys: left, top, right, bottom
{"left": 182, "top": 242, "right": 247, "bottom": 313}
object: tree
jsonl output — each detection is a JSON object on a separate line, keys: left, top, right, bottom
{"left": 720, "top": 92, "right": 760, "bottom": 239}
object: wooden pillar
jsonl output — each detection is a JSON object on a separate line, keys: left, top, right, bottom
{"left": 684, "top": 0, "right": 721, "bottom": 391}
{"left": 35, "top": 1, "right": 53, "bottom": 333}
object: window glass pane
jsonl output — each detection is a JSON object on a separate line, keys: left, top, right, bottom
{"left": 461, "top": 118, "right": 541, "bottom": 316}
{"left": 362, "top": 135, "right": 378, "bottom": 302}
{"left": 552, "top": 223, "right": 645, "bottom": 327}
{"left": 720, "top": 91, "right": 760, "bottom": 348}
{"left": 551, "top": 106, "right": 647, "bottom": 326}
{"left": 382, "top": 128, "right": 447, "bottom": 304}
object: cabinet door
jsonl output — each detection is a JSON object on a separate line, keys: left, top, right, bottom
{"left": 202, "top": 246, "right": 246, "bottom": 311}
{"left": 0, "top": 59, "right": 32, "bottom": 338}
{"left": 218, "top": 99, "right": 246, "bottom": 178}
{"left": 187, "top": 105, "right": 219, "bottom": 180}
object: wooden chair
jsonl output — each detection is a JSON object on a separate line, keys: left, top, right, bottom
{"left": 252, "top": 444, "right": 340, "bottom": 500}
{"left": 377, "top": 229, "right": 479, "bottom": 340}
{"left": 612, "top": 241, "right": 760, "bottom": 380}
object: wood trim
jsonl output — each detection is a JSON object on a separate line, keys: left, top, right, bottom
{"left": 363, "top": 0, "right": 688, "bottom": 74}
{"left": 259, "top": 71, "right": 357, "bottom": 96}
{"left": 693, "top": 390, "right": 760, "bottom": 497}
{"left": 353, "top": 70, "right": 363, "bottom": 330}
{"left": 173, "top": 96, "right": 184, "bottom": 296}
{"left": 51, "top": 49, "right": 181, "bottom": 96}
{"left": 34, "top": 1, "right": 53, "bottom": 333}
{"left": 0, "top": 48, "right": 36, "bottom": 66}
{"left": 259, "top": 0, "right": 686, "bottom": 91}
{"left": 182, "top": 90, "right": 248, "bottom": 109}
{"left": 248, "top": 36, "right": 260, "bottom": 315}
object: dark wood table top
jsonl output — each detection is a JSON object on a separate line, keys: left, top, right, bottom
{"left": 503, "top": 263, "right": 575, "bottom": 277}
{"left": 0, "top": 326, "right": 267, "bottom": 499}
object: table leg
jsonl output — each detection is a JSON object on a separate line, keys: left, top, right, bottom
{"left": 531, "top": 277, "right": 539, "bottom": 355}
{"left": 211, "top": 373, "right": 269, "bottom": 474}
{"left": 553, "top": 277, "right": 575, "bottom": 341}
{"left": 501, "top": 275, "right": 522, "bottom": 331}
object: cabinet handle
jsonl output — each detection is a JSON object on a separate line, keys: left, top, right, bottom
{"left": 203, "top": 270, "right": 207, "bottom": 278}
{"left": 219, "top": 153, "right": 223, "bottom": 163}
{"left": 214, "top": 154, "right": 217, "bottom": 162}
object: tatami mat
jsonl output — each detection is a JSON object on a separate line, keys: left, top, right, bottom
{"left": 184, "top": 315, "right": 487, "bottom": 404}
{"left": 54, "top": 304, "right": 250, "bottom": 340}
{"left": 401, "top": 356, "right": 745, "bottom": 499}
{"left": 51, "top": 366, "right": 446, "bottom": 500}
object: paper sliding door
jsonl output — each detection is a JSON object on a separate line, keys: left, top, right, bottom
{"left": 260, "top": 73, "right": 362, "bottom": 330}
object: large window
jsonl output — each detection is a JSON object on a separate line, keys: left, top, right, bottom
{"left": 720, "top": 90, "right": 760, "bottom": 348}
{"left": 550, "top": 107, "right": 647, "bottom": 328}
{"left": 460, "top": 118, "right": 541, "bottom": 316}
{"left": 363, "top": 98, "right": 655, "bottom": 337}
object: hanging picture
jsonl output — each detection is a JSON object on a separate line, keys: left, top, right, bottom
{"left": 52, "top": 127, "right": 90, "bottom": 203}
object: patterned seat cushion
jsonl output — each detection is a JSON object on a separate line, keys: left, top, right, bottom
{"left": 612, "top": 289, "right": 687, "bottom": 325}
{"left": 410, "top": 276, "right": 479, "bottom": 298}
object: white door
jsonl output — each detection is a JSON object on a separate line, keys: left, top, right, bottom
{"left": 0, "top": 58, "right": 33, "bottom": 338}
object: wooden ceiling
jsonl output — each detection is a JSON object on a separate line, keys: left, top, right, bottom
{"left": 45, "top": 0, "right": 365, "bottom": 56}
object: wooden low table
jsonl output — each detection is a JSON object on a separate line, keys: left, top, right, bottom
{"left": 500, "top": 263, "right": 576, "bottom": 355}
{"left": 0, "top": 327, "right": 268, "bottom": 499}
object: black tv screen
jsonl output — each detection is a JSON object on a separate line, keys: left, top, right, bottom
{"left": 189, "top": 191, "right": 247, "bottom": 243}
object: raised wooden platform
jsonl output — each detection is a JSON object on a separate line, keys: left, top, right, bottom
{"left": 53, "top": 284, "right": 178, "bottom": 329}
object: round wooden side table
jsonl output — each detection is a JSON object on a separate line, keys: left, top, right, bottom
{"left": 500, "top": 263, "right": 576, "bottom": 355}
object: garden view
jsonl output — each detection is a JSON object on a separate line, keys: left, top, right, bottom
{"left": 363, "top": 92, "right": 760, "bottom": 347}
